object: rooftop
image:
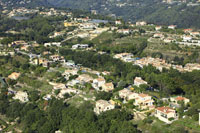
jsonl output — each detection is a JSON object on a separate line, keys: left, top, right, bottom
{"left": 156, "top": 106, "right": 175, "bottom": 114}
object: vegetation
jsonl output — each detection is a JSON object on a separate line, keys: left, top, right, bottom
{"left": 0, "top": 88, "right": 139, "bottom": 132}
{"left": 59, "top": 49, "right": 200, "bottom": 107}
{"left": 0, "top": 4, "right": 200, "bottom": 132}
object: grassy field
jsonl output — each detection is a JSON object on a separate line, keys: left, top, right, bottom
{"left": 135, "top": 116, "right": 200, "bottom": 133}
{"left": 144, "top": 38, "right": 200, "bottom": 62}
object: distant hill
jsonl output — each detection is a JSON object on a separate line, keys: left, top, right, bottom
{"left": 1, "top": 0, "right": 200, "bottom": 28}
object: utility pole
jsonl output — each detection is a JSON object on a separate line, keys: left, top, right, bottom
{"left": 198, "top": 109, "right": 200, "bottom": 126}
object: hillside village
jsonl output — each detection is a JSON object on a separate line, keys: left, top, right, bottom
{"left": 0, "top": 6, "right": 200, "bottom": 133}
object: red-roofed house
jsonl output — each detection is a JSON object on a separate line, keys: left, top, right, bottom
{"left": 190, "top": 32, "right": 200, "bottom": 36}
{"left": 155, "top": 26, "right": 162, "bottom": 31}
{"left": 134, "top": 77, "right": 148, "bottom": 87}
{"left": 134, "top": 93, "right": 154, "bottom": 109}
{"left": 170, "top": 96, "right": 190, "bottom": 105}
{"left": 183, "top": 29, "right": 193, "bottom": 33}
{"left": 102, "top": 82, "right": 114, "bottom": 92}
{"left": 168, "top": 25, "right": 177, "bottom": 30}
{"left": 155, "top": 106, "right": 178, "bottom": 124}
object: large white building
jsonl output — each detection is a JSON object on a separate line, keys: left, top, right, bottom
{"left": 94, "top": 100, "right": 115, "bottom": 114}
{"left": 102, "top": 82, "right": 114, "bottom": 92}
{"left": 134, "top": 94, "right": 154, "bottom": 109}
{"left": 170, "top": 96, "right": 190, "bottom": 105}
{"left": 118, "top": 89, "right": 154, "bottom": 109}
{"left": 13, "top": 91, "right": 29, "bottom": 103}
{"left": 58, "top": 88, "right": 81, "bottom": 98}
{"left": 136, "top": 21, "right": 147, "bottom": 26}
{"left": 134, "top": 77, "right": 148, "bottom": 87}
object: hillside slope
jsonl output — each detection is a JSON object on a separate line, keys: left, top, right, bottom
{"left": 0, "top": 0, "right": 52, "bottom": 7}
{"left": 47, "top": 0, "right": 200, "bottom": 28}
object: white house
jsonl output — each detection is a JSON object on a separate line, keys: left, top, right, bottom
{"left": 44, "top": 43, "right": 51, "bottom": 47}
{"left": 118, "top": 89, "right": 138, "bottom": 101}
{"left": 72, "top": 44, "right": 80, "bottom": 49}
{"left": 134, "top": 77, "right": 148, "bottom": 87}
{"left": 76, "top": 74, "right": 94, "bottom": 83}
{"left": 50, "top": 55, "right": 65, "bottom": 62}
{"left": 49, "top": 82, "right": 66, "bottom": 90}
{"left": 64, "top": 60, "right": 75, "bottom": 67}
{"left": 122, "top": 57, "right": 135, "bottom": 62}
{"left": 153, "top": 33, "right": 164, "bottom": 38}
{"left": 115, "top": 20, "right": 122, "bottom": 25}
{"left": 62, "top": 69, "right": 78, "bottom": 79}
{"left": 183, "top": 29, "right": 193, "bottom": 33}
{"left": 155, "top": 106, "right": 178, "bottom": 124}
{"left": 102, "top": 71, "right": 110, "bottom": 76}
{"left": 94, "top": 100, "right": 115, "bottom": 114}
{"left": 114, "top": 53, "right": 133, "bottom": 59}
{"left": 190, "top": 32, "right": 200, "bottom": 36}
{"left": 182, "top": 35, "right": 192, "bottom": 42}
{"left": 168, "top": 25, "right": 177, "bottom": 30}
{"left": 134, "top": 93, "right": 154, "bottom": 109}
{"left": 43, "top": 94, "right": 52, "bottom": 101}
{"left": 13, "top": 91, "right": 29, "bottom": 103}
{"left": 44, "top": 42, "right": 61, "bottom": 47}
{"left": 72, "top": 44, "right": 89, "bottom": 49}
{"left": 67, "top": 79, "right": 80, "bottom": 87}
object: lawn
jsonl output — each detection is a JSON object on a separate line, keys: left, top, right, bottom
{"left": 67, "top": 95, "right": 85, "bottom": 107}
{"left": 135, "top": 116, "right": 200, "bottom": 133}
{"left": 172, "top": 117, "right": 200, "bottom": 132}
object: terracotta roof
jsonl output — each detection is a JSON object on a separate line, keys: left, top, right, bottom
{"left": 8, "top": 72, "right": 21, "bottom": 80}
{"left": 96, "top": 100, "right": 113, "bottom": 107}
{"left": 134, "top": 77, "right": 147, "bottom": 84}
{"left": 156, "top": 106, "right": 175, "bottom": 114}
{"left": 96, "top": 77, "right": 105, "bottom": 82}
{"left": 184, "top": 29, "right": 193, "bottom": 32}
